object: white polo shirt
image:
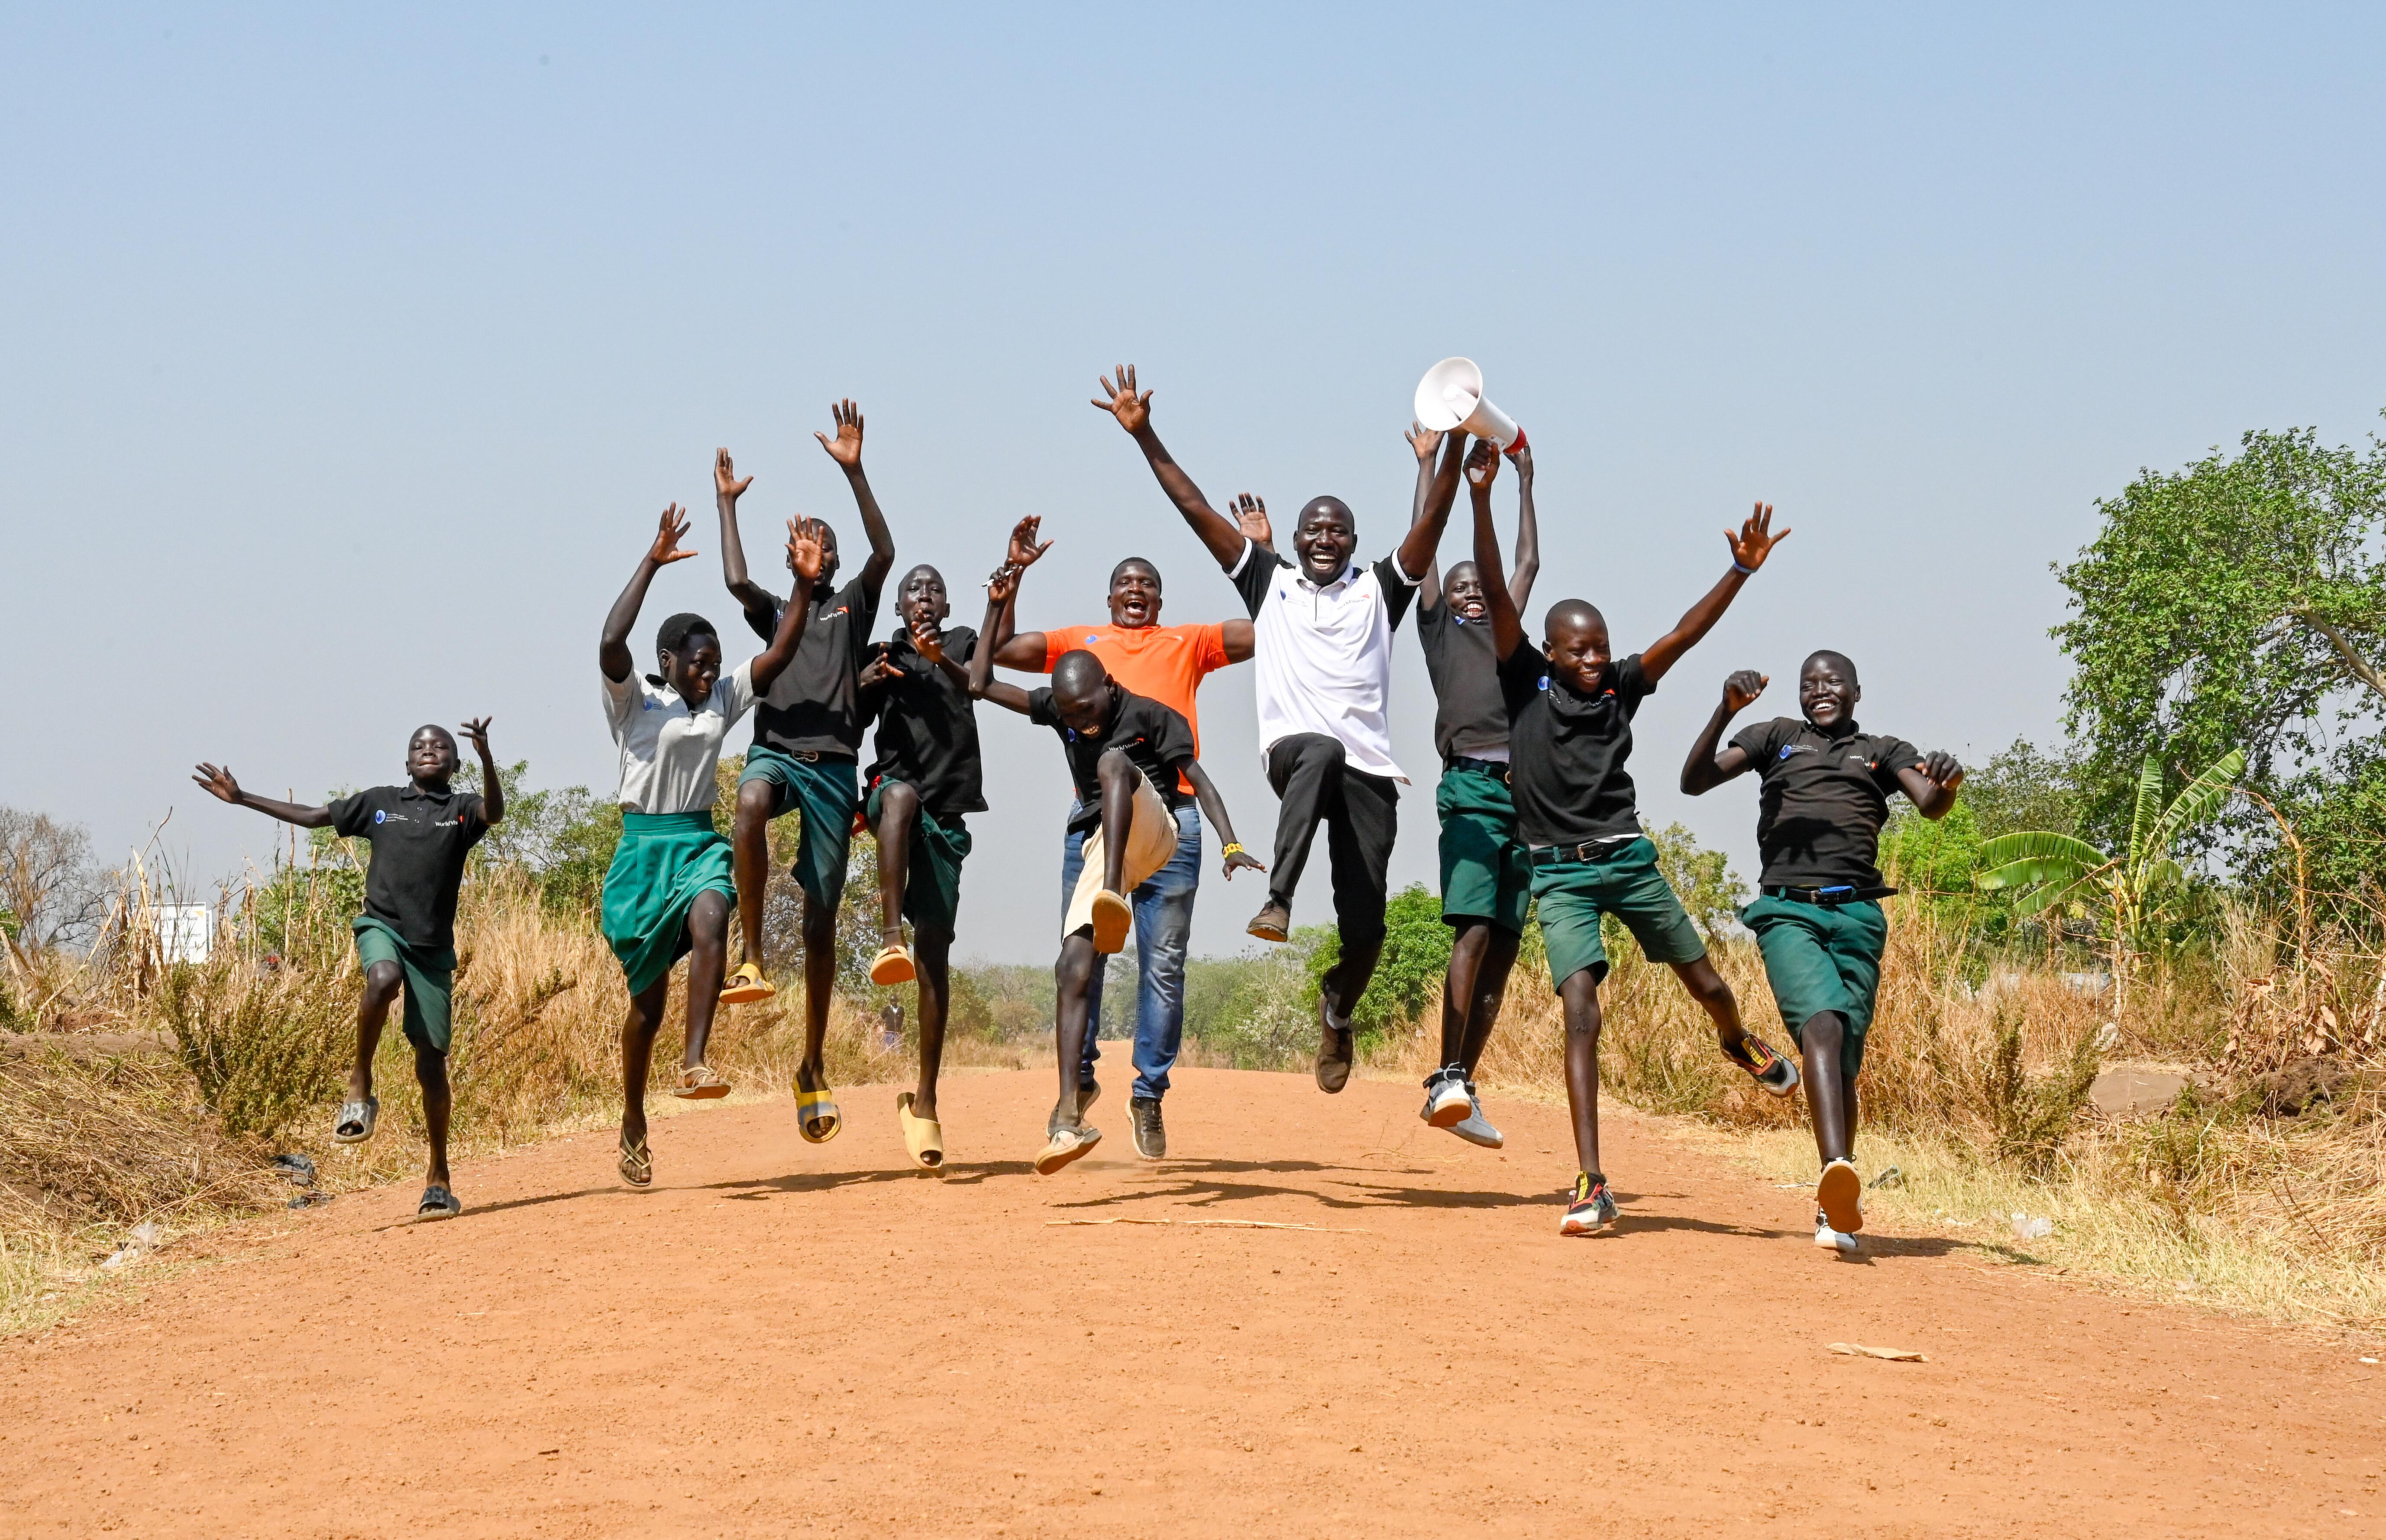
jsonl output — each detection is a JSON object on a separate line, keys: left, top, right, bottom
{"left": 601, "top": 660, "right": 759, "bottom": 815}
{"left": 1228, "top": 537, "right": 1422, "bottom": 784}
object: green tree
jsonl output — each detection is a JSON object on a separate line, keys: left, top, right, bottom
{"left": 1306, "top": 884, "right": 1454, "bottom": 1036}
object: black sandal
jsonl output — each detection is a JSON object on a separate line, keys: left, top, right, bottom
{"left": 417, "top": 1185, "right": 462, "bottom": 1220}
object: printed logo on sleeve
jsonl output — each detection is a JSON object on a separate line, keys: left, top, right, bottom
{"left": 373, "top": 809, "right": 387, "bottom": 824}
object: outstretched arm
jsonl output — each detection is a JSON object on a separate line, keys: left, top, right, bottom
{"left": 1680, "top": 672, "right": 1768, "bottom": 795}
{"left": 1509, "top": 443, "right": 1541, "bottom": 613}
{"left": 1407, "top": 423, "right": 1446, "bottom": 608}
{"left": 189, "top": 764, "right": 333, "bottom": 829}
{"left": 1092, "top": 365, "right": 1247, "bottom": 572}
{"left": 1470, "top": 453, "right": 1526, "bottom": 662}
{"left": 713, "top": 449, "right": 779, "bottom": 633}
{"left": 1640, "top": 502, "right": 1791, "bottom": 684}
{"left": 749, "top": 520, "right": 823, "bottom": 696}
{"left": 1179, "top": 757, "right": 1265, "bottom": 880}
{"left": 816, "top": 399, "right": 896, "bottom": 599}
{"left": 601, "top": 504, "right": 698, "bottom": 683}
{"left": 1896, "top": 754, "right": 1966, "bottom": 820}
{"left": 987, "top": 514, "right": 1060, "bottom": 669}
{"left": 1394, "top": 432, "right": 1468, "bottom": 581}
{"left": 967, "top": 567, "right": 1037, "bottom": 714}
{"left": 459, "top": 718, "right": 505, "bottom": 824}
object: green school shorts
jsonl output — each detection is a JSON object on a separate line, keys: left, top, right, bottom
{"left": 599, "top": 811, "right": 736, "bottom": 996}
{"left": 1740, "top": 894, "right": 1888, "bottom": 1078}
{"left": 740, "top": 746, "right": 858, "bottom": 911}
{"left": 1530, "top": 835, "right": 1708, "bottom": 991}
{"left": 351, "top": 917, "right": 456, "bottom": 1055}
{"left": 1435, "top": 765, "right": 1530, "bottom": 936}
{"left": 864, "top": 779, "right": 972, "bottom": 939}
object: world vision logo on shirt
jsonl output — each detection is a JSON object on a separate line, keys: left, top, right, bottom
{"left": 1780, "top": 744, "right": 1820, "bottom": 759}
{"left": 373, "top": 810, "right": 387, "bottom": 824}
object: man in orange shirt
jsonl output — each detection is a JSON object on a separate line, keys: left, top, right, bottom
{"left": 989, "top": 522, "right": 1261, "bottom": 1159}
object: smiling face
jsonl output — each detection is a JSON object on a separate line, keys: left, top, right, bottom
{"left": 1292, "top": 497, "right": 1356, "bottom": 582}
{"left": 897, "top": 565, "right": 950, "bottom": 632}
{"left": 406, "top": 726, "right": 459, "bottom": 785}
{"left": 793, "top": 523, "right": 841, "bottom": 592}
{"left": 1799, "top": 651, "right": 1860, "bottom": 730}
{"left": 1542, "top": 601, "right": 1612, "bottom": 695}
{"left": 661, "top": 630, "right": 724, "bottom": 708}
{"left": 1108, "top": 559, "right": 1163, "bottom": 629}
{"left": 1444, "top": 560, "right": 1487, "bottom": 620}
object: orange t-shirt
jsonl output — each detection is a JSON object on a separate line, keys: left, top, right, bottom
{"left": 1042, "top": 622, "right": 1232, "bottom": 792}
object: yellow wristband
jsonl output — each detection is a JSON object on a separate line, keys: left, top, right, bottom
{"left": 1221, "top": 843, "right": 1246, "bottom": 858}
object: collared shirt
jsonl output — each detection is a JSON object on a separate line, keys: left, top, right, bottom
{"left": 1228, "top": 537, "right": 1421, "bottom": 783}
{"left": 601, "top": 659, "right": 759, "bottom": 817}
{"left": 325, "top": 784, "right": 488, "bottom": 951}
{"left": 861, "top": 623, "right": 986, "bottom": 820}
{"left": 1729, "top": 717, "right": 1924, "bottom": 888}
{"left": 1027, "top": 683, "right": 1197, "bottom": 833}
{"left": 1497, "top": 645, "right": 1656, "bottom": 847}
{"left": 748, "top": 575, "right": 880, "bottom": 761}
{"left": 1415, "top": 595, "right": 1509, "bottom": 763}
{"left": 1040, "top": 621, "right": 1232, "bottom": 794}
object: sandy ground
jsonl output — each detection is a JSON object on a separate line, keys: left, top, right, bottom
{"left": 5, "top": 1065, "right": 2384, "bottom": 1537}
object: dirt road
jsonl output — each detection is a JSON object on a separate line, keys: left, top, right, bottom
{"left": 5, "top": 1067, "right": 2382, "bottom": 1537}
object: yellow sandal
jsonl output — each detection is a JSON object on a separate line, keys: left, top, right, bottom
{"left": 795, "top": 1080, "right": 842, "bottom": 1143}
{"left": 719, "top": 961, "right": 775, "bottom": 1004}
{"left": 896, "top": 1091, "right": 944, "bottom": 1171}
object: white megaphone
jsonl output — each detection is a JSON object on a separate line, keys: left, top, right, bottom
{"left": 1413, "top": 357, "right": 1526, "bottom": 455}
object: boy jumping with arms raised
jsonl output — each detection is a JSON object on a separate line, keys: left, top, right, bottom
{"left": 1680, "top": 652, "right": 1963, "bottom": 1252}
{"left": 193, "top": 719, "right": 504, "bottom": 1220}
{"left": 1467, "top": 443, "right": 1799, "bottom": 1236}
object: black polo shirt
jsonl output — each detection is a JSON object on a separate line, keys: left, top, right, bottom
{"left": 326, "top": 785, "right": 488, "bottom": 952}
{"left": 1415, "top": 596, "right": 1508, "bottom": 762}
{"left": 1497, "top": 645, "right": 1656, "bottom": 847}
{"left": 860, "top": 624, "right": 986, "bottom": 820}
{"left": 1729, "top": 717, "right": 1924, "bottom": 889}
{"left": 748, "top": 574, "right": 881, "bottom": 761}
{"left": 1027, "top": 683, "right": 1196, "bottom": 833}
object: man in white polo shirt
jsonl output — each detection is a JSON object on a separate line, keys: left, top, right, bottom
{"left": 1094, "top": 364, "right": 1466, "bottom": 1092}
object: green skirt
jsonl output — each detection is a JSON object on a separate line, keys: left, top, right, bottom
{"left": 600, "top": 811, "right": 735, "bottom": 995}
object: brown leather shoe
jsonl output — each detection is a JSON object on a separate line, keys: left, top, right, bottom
{"left": 1314, "top": 993, "right": 1355, "bottom": 1094}
{"left": 1247, "top": 897, "right": 1291, "bottom": 943}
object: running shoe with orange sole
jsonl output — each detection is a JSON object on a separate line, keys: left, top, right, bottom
{"left": 1560, "top": 1172, "right": 1617, "bottom": 1237}
{"left": 1722, "top": 1031, "right": 1801, "bottom": 1096}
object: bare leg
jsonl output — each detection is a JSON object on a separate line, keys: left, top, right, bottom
{"left": 1053, "top": 933, "right": 1099, "bottom": 1115}
{"left": 732, "top": 780, "right": 777, "bottom": 969}
{"left": 414, "top": 1047, "right": 452, "bottom": 1188}
{"left": 1439, "top": 920, "right": 1492, "bottom": 1067}
{"left": 1800, "top": 1011, "right": 1854, "bottom": 1165}
{"left": 913, "top": 929, "right": 952, "bottom": 1121}
{"left": 1669, "top": 955, "right": 1746, "bottom": 1051}
{"left": 682, "top": 890, "right": 730, "bottom": 1068}
{"left": 620, "top": 979, "right": 669, "bottom": 1146}
{"left": 1096, "top": 749, "right": 1136, "bottom": 894}
{"left": 796, "top": 896, "right": 836, "bottom": 1095}
{"left": 1460, "top": 928, "right": 1522, "bottom": 1073}
{"left": 874, "top": 782, "right": 919, "bottom": 948}
{"left": 352, "top": 962, "right": 404, "bottom": 1104}
{"left": 1559, "top": 969, "right": 1606, "bottom": 1176}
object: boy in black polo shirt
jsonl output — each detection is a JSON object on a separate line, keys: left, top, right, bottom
{"left": 1681, "top": 652, "right": 1963, "bottom": 1252}
{"left": 969, "top": 561, "right": 1264, "bottom": 1174}
{"left": 714, "top": 412, "right": 896, "bottom": 1144}
{"left": 192, "top": 719, "right": 504, "bottom": 1221}
{"left": 1468, "top": 459, "right": 1801, "bottom": 1237}
{"left": 854, "top": 560, "right": 989, "bottom": 1171}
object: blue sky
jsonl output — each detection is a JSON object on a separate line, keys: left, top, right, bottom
{"left": 5, "top": 5, "right": 2383, "bottom": 962}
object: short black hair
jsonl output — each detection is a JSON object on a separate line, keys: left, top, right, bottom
{"left": 410, "top": 724, "right": 456, "bottom": 752}
{"left": 1545, "top": 598, "right": 1607, "bottom": 636}
{"left": 1110, "top": 557, "right": 1162, "bottom": 591}
{"left": 656, "top": 612, "right": 720, "bottom": 658}
{"left": 1296, "top": 495, "right": 1353, "bottom": 530}
{"left": 1051, "top": 649, "right": 1110, "bottom": 696}
{"left": 1804, "top": 649, "right": 1859, "bottom": 687}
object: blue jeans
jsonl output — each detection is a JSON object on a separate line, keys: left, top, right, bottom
{"left": 1060, "top": 799, "right": 1201, "bottom": 1102}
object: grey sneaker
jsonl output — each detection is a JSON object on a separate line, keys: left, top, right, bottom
{"left": 1448, "top": 1084, "right": 1504, "bottom": 1149}
{"left": 1421, "top": 1067, "right": 1472, "bottom": 1128}
{"left": 1130, "top": 1097, "right": 1166, "bottom": 1160}
{"left": 1814, "top": 1206, "right": 1860, "bottom": 1255}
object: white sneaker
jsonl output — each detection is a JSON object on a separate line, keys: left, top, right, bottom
{"left": 1814, "top": 1207, "right": 1860, "bottom": 1255}
{"left": 1448, "top": 1085, "right": 1504, "bottom": 1149}
{"left": 1421, "top": 1068, "right": 1473, "bottom": 1128}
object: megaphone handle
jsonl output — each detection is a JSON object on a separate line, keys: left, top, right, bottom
{"left": 1504, "top": 426, "right": 1529, "bottom": 457}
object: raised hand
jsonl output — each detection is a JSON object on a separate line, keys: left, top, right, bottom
{"left": 1920, "top": 750, "right": 1966, "bottom": 788}
{"left": 786, "top": 518, "right": 825, "bottom": 584}
{"left": 1090, "top": 364, "right": 1152, "bottom": 434}
{"left": 1725, "top": 502, "right": 1791, "bottom": 573}
{"left": 715, "top": 447, "right": 752, "bottom": 502}
{"left": 857, "top": 651, "right": 906, "bottom": 689}
{"left": 648, "top": 504, "right": 696, "bottom": 566}
{"left": 191, "top": 763, "right": 241, "bottom": 803}
{"left": 1006, "top": 514, "right": 1055, "bottom": 570}
{"left": 986, "top": 561, "right": 1021, "bottom": 607}
{"left": 1721, "top": 670, "right": 1768, "bottom": 712}
{"left": 460, "top": 717, "right": 495, "bottom": 757}
{"left": 908, "top": 611, "right": 947, "bottom": 665}
{"left": 1230, "top": 492, "right": 1271, "bottom": 546}
{"left": 814, "top": 400, "right": 864, "bottom": 469}
{"left": 1222, "top": 847, "right": 1266, "bottom": 879}
{"left": 1510, "top": 442, "right": 1534, "bottom": 477}
{"left": 1405, "top": 421, "right": 1443, "bottom": 464}
{"left": 1465, "top": 440, "right": 1501, "bottom": 489}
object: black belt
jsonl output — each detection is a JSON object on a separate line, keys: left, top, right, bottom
{"left": 1762, "top": 884, "right": 1897, "bottom": 906}
{"left": 1530, "top": 834, "right": 1642, "bottom": 867}
{"left": 1445, "top": 755, "right": 1511, "bottom": 785}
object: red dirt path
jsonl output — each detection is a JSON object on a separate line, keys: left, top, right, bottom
{"left": 5, "top": 1067, "right": 2383, "bottom": 1537}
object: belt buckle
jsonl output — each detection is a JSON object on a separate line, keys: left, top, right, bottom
{"left": 794, "top": 750, "right": 821, "bottom": 764}
{"left": 1571, "top": 841, "right": 1598, "bottom": 863}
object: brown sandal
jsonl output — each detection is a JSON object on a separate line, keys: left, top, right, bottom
{"left": 618, "top": 1132, "right": 653, "bottom": 1188}
{"left": 672, "top": 1064, "right": 731, "bottom": 1100}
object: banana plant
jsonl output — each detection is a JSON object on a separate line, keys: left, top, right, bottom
{"left": 1973, "top": 748, "right": 2244, "bottom": 1008}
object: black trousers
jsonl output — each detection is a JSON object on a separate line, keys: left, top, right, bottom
{"left": 1265, "top": 733, "right": 1399, "bottom": 947}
